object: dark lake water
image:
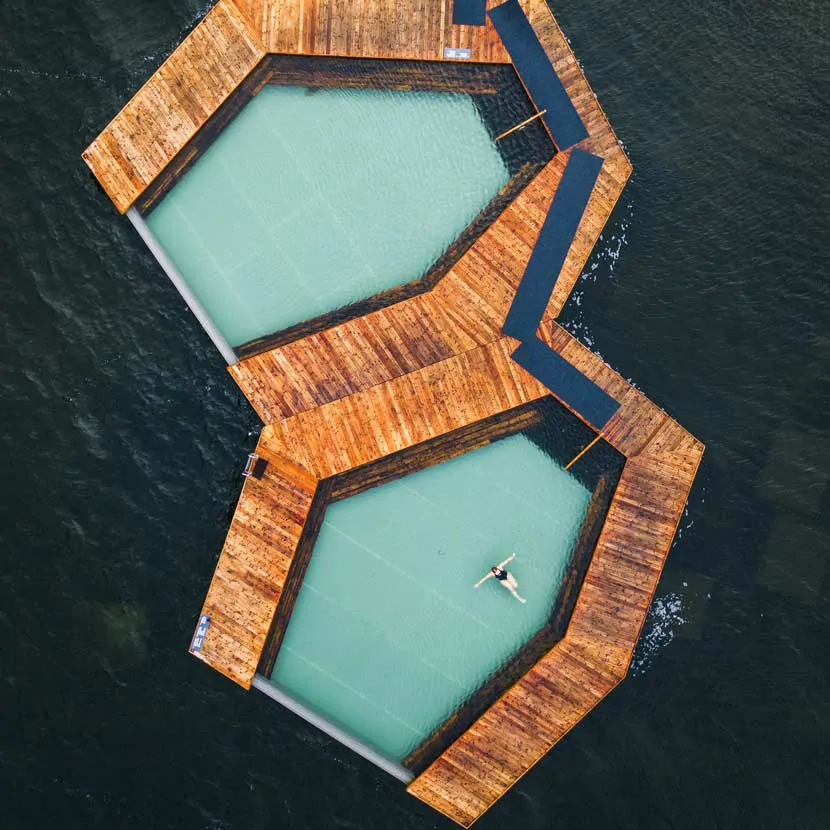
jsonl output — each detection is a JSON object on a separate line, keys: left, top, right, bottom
{"left": 2, "top": 1, "right": 829, "bottom": 827}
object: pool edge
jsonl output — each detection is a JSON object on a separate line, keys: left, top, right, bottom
{"left": 252, "top": 674, "right": 414, "bottom": 784}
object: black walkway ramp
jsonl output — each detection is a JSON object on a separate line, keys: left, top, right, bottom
{"left": 502, "top": 147, "right": 604, "bottom": 341}
{"left": 453, "top": 0, "right": 487, "bottom": 26}
{"left": 488, "top": 0, "right": 588, "bottom": 149}
{"left": 512, "top": 336, "right": 620, "bottom": 430}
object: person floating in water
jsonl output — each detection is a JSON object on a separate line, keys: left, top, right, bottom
{"left": 474, "top": 553, "right": 527, "bottom": 604}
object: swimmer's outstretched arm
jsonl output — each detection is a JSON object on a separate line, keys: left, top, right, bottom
{"left": 497, "top": 553, "right": 516, "bottom": 570}
{"left": 474, "top": 571, "right": 494, "bottom": 588}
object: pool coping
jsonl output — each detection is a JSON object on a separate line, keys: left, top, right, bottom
{"left": 82, "top": 1, "right": 703, "bottom": 827}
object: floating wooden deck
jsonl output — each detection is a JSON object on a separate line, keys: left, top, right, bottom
{"left": 85, "top": 1, "right": 700, "bottom": 826}
{"left": 194, "top": 447, "right": 318, "bottom": 687}
{"left": 235, "top": 0, "right": 509, "bottom": 61}
{"left": 82, "top": 0, "right": 511, "bottom": 213}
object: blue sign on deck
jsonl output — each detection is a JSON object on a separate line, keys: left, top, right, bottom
{"left": 190, "top": 614, "right": 211, "bottom": 653}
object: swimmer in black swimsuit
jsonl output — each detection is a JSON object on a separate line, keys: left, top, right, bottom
{"left": 474, "top": 553, "right": 527, "bottom": 603}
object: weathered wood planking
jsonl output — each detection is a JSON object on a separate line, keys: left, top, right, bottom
{"left": 403, "top": 334, "right": 702, "bottom": 827}
{"left": 85, "top": 0, "right": 701, "bottom": 823}
{"left": 235, "top": 0, "right": 509, "bottom": 61}
{"left": 407, "top": 438, "right": 703, "bottom": 826}
{"left": 228, "top": 156, "right": 566, "bottom": 422}
{"left": 191, "top": 445, "right": 318, "bottom": 688}
{"left": 82, "top": 0, "right": 266, "bottom": 214}
{"left": 262, "top": 337, "right": 550, "bottom": 479}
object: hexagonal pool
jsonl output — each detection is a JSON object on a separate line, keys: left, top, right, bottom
{"left": 145, "top": 85, "right": 510, "bottom": 347}
{"left": 266, "top": 433, "right": 592, "bottom": 761}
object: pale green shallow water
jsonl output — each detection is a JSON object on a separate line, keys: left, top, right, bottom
{"left": 145, "top": 86, "right": 510, "bottom": 347}
{"left": 268, "top": 434, "right": 591, "bottom": 760}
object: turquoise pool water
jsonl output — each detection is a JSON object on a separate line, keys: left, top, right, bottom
{"left": 146, "top": 86, "right": 510, "bottom": 347}
{"left": 267, "top": 434, "right": 591, "bottom": 761}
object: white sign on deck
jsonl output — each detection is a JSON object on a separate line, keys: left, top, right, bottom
{"left": 443, "top": 47, "right": 472, "bottom": 60}
{"left": 190, "top": 614, "right": 211, "bottom": 653}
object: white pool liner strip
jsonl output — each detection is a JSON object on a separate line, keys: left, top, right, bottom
{"left": 252, "top": 674, "right": 414, "bottom": 783}
{"left": 127, "top": 207, "right": 238, "bottom": 365}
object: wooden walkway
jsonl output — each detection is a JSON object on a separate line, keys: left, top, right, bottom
{"left": 235, "top": 0, "right": 509, "bottom": 61}
{"left": 85, "top": 1, "right": 701, "bottom": 827}
{"left": 192, "top": 445, "right": 318, "bottom": 688}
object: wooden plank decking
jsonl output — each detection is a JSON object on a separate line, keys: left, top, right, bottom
{"left": 84, "top": 1, "right": 702, "bottom": 827}
{"left": 82, "top": 0, "right": 266, "bottom": 214}
{"left": 190, "top": 446, "right": 318, "bottom": 688}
